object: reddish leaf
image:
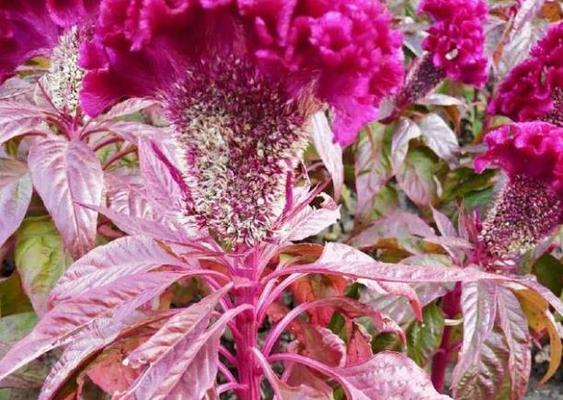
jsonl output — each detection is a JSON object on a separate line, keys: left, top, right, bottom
{"left": 419, "top": 114, "right": 459, "bottom": 168}
{"left": 28, "top": 136, "right": 103, "bottom": 259}
{"left": 299, "top": 325, "right": 346, "bottom": 368}
{"left": 346, "top": 323, "right": 373, "bottom": 367}
{"left": 78, "top": 337, "right": 146, "bottom": 396}
{"left": 291, "top": 274, "right": 347, "bottom": 326}
{"left": 0, "top": 159, "right": 32, "bottom": 248}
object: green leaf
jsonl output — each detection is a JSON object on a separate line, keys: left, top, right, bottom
{"left": 14, "top": 216, "right": 72, "bottom": 316}
{"left": 396, "top": 147, "right": 438, "bottom": 207}
{"left": 533, "top": 254, "right": 563, "bottom": 296}
{"left": 442, "top": 167, "right": 495, "bottom": 204}
{"left": 371, "top": 332, "right": 403, "bottom": 353}
{"left": 0, "top": 273, "right": 33, "bottom": 317}
{"left": 0, "top": 312, "right": 48, "bottom": 390}
{"left": 407, "top": 303, "right": 445, "bottom": 367}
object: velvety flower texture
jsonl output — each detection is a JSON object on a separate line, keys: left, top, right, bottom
{"left": 418, "top": 0, "right": 488, "bottom": 87}
{"left": 0, "top": 0, "right": 97, "bottom": 83}
{"left": 80, "top": 0, "right": 404, "bottom": 146}
{"left": 488, "top": 22, "right": 563, "bottom": 126}
{"left": 476, "top": 122, "right": 563, "bottom": 261}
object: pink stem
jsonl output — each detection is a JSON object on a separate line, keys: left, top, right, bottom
{"left": 219, "top": 345, "right": 238, "bottom": 367}
{"left": 233, "top": 249, "right": 262, "bottom": 400}
{"left": 256, "top": 273, "right": 305, "bottom": 324}
{"left": 218, "top": 382, "right": 246, "bottom": 395}
{"left": 218, "top": 362, "right": 237, "bottom": 384}
{"left": 431, "top": 282, "right": 462, "bottom": 393}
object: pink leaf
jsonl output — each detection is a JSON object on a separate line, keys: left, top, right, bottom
{"left": 0, "top": 271, "right": 189, "bottom": 384}
{"left": 311, "top": 112, "right": 344, "bottom": 200}
{"left": 102, "top": 173, "right": 202, "bottom": 242}
{"left": 119, "top": 305, "right": 248, "bottom": 400}
{"left": 0, "top": 101, "right": 46, "bottom": 145}
{"left": 103, "top": 121, "right": 168, "bottom": 145}
{"left": 28, "top": 136, "right": 103, "bottom": 259}
{"left": 38, "top": 311, "right": 167, "bottom": 400}
{"left": 361, "top": 255, "right": 453, "bottom": 325}
{"left": 124, "top": 286, "right": 231, "bottom": 369}
{"left": 349, "top": 211, "right": 435, "bottom": 250}
{"left": 0, "top": 78, "right": 34, "bottom": 101}
{"left": 273, "top": 243, "right": 510, "bottom": 284}
{"left": 391, "top": 118, "right": 421, "bottom": 173}
{"left": 496, "top": 286, "right": 531, "bottom": 399}
{"left": 0, "top": 159, "right": 32, "bottom": 247}
{"left": 280, "top": 193, "right": 340, "bottom": 241}
{"left": 271, "top": 352, "right": 450, "bottom": 400}
{"left": 354, "top": 127, "right": 393, "bottom": 222}
{"left": 431, "top": 207, "right": 457, "bottom": 238}
{"left": 49, "top": 236, "right": 186, "bottom": 304}
{"left": 334, "top": 352, "right": 451, "bottom": 400}
{"left": 102, "top": 98, "right": 157, "bottom": 120}
{"left": 138, "top": 138, "right": 189, "bottom": 215}
{"left": 452, "top": 281, "right": 501, "bottom": 398}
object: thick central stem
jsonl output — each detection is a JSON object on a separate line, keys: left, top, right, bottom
{"left": 233, "top": 253, "right": 262, "bottom": 400}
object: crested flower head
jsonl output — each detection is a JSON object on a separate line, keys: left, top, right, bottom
{"left": 80, "top": 0, "right": 404, "bottom": 246}
{"left": 0, "top": 0, "right": 98, "bottom": 112}
{"left": 488, "top": 22, "right": 563, "bottom": 126}
{"left": 475, "top": 122, "right": 563, "bottom": 262}
{"left": 418, "top": 0, "right": 488, "bottom": 87}
{"left": 475, "top": 122, "right": 563, "bottom": 193}
{"left": 80, "top": 0, "right": 404, "bottom": 146}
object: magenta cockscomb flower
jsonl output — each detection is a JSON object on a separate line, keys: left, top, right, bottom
{"left": 80, "top": 0, "right": 403, "bottom": 246}
{"left": 394, "top": 0, "right": 488, "bottom": 110}
{"left": 475, "top": 122, "right": 563, "bottom": 260}
{"left": 0, "top": 0, "right": 98, "bottom": 113}
{"left": 419, "top": 0, "right": 488, "bottom": 87}
{"left": 80, "top": 0, "right": 404, "bottom": 146}
{"left": 488, "top": 22, "right": 563, "bottom": 126}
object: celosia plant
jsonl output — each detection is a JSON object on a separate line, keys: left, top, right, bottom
{"left": 0, "top": 0, "right": 562, "bottom": 400}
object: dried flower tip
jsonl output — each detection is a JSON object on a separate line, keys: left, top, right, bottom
{"left": 42, "top": 26, "right": 84, "bottom": 114}
{"left": 165, "top": 56, "right": 313, "bottom": 247}
{"left": 479, "top": 174, "right": 562, "bottom": 261}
